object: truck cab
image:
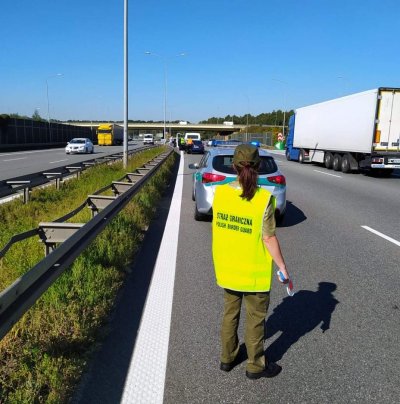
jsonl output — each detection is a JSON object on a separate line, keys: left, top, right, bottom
{"left": 285, "top": 115, "right": 300, "bottom": 161}
{"left": 143, "top": 134, "right": 154, "bottom": 145}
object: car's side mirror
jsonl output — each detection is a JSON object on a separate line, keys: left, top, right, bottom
{"left": 188, "top": 163, "right": 199, "bottom": 169}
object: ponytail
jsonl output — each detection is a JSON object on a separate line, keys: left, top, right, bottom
{"left": 235, "top": 162, "right": 259, "bottom": 201}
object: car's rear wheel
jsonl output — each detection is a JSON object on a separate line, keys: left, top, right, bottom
{"left": 275, "top": 211, "right": 285, "bottom": 225}
{"left": 285, "top": 150, "right": 291, "bottom": 161}
{"left": 194, "top": 203, "right": 205, "bottom": 221}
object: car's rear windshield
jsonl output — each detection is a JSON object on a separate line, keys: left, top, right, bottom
{"left": 193, "top": 140, "right": 202, "bottom": 145}
{"left": 212, "top": 155, "right": 278, "bottom": 175}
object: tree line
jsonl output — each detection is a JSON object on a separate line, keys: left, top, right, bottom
{"left": 3, "top": 109, "right": 294, "bottom": 127}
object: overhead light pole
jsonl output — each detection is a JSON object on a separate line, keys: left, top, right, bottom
{"left": 272, "top": 78, "right": 287, "bottom": 138}
{"left": 123, "top": 0, "right": 128, "bottom": 168}
{"left": 46, "top": 73, "right": 63, "bottom": 141}
{"left": 145, "top": 51, "right": 185, "bottom": 140}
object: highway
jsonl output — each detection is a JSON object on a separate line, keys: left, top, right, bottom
{"left": 71, "top": 149, "right": 400, "bottom": 403}
{"left": 0, "top": 142, "right": 141, "bottom": 180}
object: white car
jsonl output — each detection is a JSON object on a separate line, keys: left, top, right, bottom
{"left": 65, "top": 138, "right": 94, "bottom": 154}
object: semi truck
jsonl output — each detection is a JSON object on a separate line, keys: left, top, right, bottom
{"left": 285, "top": 88, "right": 400, "bottom": 175}
{"left": 97, "top": 123, "right": 124, "bottom": 146}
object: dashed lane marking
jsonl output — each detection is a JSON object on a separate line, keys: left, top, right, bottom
{"left": 313, "top": 170, "right": 342, "bottom": 178}
{"left": 362, "top": 226, "right": 400, "bottom": 247}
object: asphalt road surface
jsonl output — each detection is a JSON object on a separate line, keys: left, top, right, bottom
{"left": 72, "top": 149, "right": 400, "bottom": 403}
{"left": 0, "top": 142, "right": 142, "bottom": 180}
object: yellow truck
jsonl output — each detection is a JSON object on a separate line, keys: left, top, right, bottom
{"left": 97, "top": 123, "right": 124, "bottom": 146}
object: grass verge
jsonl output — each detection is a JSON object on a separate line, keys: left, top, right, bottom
{"left": 0, "top": 147, "right": 176, "bottom": 403}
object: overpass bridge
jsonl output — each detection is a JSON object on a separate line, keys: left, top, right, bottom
{"left": 67, "top": 122, "right": 278, "bottom": 137}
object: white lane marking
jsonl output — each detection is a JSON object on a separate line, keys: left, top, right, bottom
{"left": 49, "top": 159, "right": 69, "bottom": 164}
{"left": 3, "top": 157, "right": 27, "bottom": 162}
{"left": 121, "top": 152, "right": 184, "bottom": 404}
{"left": 0, "top": 149, "right": 61, "bottom": 157}
{"left": 313, "top": 170, "right": 342, "bottom": 178}
{"left": 362, "top": 226, "right": 400, "bottom": 247}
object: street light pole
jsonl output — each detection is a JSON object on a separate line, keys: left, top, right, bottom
{"left": 272, "top": 78, "right": 287, "bottom": 138}
{"left": 123, "top": 0, "right": 128, "bottom": 168}
{"left": 46, "top": 73, "right": 62, "bottom": 142}
{"left": 145, "top": 52, "right": 185, "bottom": 140}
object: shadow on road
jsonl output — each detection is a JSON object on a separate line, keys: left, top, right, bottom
{"left": 265, "top": 282, "right": 339, "bottom": 363}
{"left": 277, "top": 200, "right": 307, "bottom": 228}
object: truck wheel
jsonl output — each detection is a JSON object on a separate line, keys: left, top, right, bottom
{"left": 324, "top": 152, "right": 333, "bottom": 169}
{"left": 299, "top": 149, "right": 305, "bottom": 164}
{"left": 341, "top": 155, "right": 351, "bottom": 173}
{"left": 285, "top": 150, "right": 291, "bottom": 161}
{"left": 333, "top": 154, "right": 342, "bottom": 171}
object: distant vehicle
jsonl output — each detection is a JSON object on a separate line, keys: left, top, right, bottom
{"left": 187, "top": 140, "right": 205, "bottom": 154}
{"left": 97, "top": 123, "right": 123, "bottom": 146}
{"left": 286, "top": 87, "right": 400, "bottom": 175}
{"left": 184, "top": 133, "right": 201, "bottom": 142}
{"left": 188, "top": 147, "right": 286, "bottom": 221}
{"left": 223, "top": 121, "right": 234, "bottom": 126}
{"left": 143, "top": 134, "right": 154, "bottom": 145}
{"left": 179, "top": 121, "right": 188, "bottom": 125}
{"left": 210, "top": 139, "right": 241, "bottom": 147}
{"left": 65, "top": 138, "right": 94, "bottom": 154}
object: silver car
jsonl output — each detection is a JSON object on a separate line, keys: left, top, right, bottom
{"left": 65, "top": 138, "right": 94, "bottom": 154}
{"left": 188, "top": 147, "right": 286, "bottom": 221}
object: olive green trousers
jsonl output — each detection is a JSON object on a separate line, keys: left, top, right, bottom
{"left": 221, "top": 289, "right": 270, "bottom": 373}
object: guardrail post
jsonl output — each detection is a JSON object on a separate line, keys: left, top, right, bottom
{"left": 24, "top": 187, "right": 30, "bottom": 203}
{"left": 38, "top": 222, "right": 85, "bottom": 256}
{"left": 42, "top": 173, "right": 63, "bottom": 190}
{"left": 66, "top": 166, "right": 82, "bottom": 179}
{"left": 87, "top": 195, "right": 117, "bottom": 218}
{"left": 5, "top": 180, "right": 32, "bottom": 204}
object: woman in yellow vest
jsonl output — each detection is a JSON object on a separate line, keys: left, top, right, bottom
{"left": 212, "top": 144, "right": 290, "bottom": 379}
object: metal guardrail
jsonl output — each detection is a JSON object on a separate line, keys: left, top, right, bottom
{"left": 0, "top": 145, "right": 153, "bottom": 203}
{"left": 0, "top": 148, "right": 173, "bottom": 340}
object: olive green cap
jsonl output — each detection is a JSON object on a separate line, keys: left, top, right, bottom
{"left": 232, "top": 144, "right": 261, "bottom": 168}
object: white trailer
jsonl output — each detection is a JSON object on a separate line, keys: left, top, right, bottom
{"left": 286, "top": 88, "right": 400, "bottom": 174}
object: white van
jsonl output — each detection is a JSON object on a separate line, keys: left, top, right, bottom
{"left": 184, "top": 132, "right": 201, "bottom": 142}
{"left": 143, "top": 134, "right": 154, "bottom": 145}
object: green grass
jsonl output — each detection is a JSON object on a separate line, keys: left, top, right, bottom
{"left": 0, "top": 147, "right": 176, "bottom": 403}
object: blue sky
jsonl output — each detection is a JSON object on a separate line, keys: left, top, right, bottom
{"left": 1, "top": 0, "right": 400, "bottom": 123}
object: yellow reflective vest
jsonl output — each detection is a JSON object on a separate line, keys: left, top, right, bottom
{"left": 212, "top": 184, "right": 273, "bottom": 292}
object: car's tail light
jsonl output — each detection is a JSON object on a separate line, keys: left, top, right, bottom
{"left": 267, "top": 175, "right": 286, "bottom": 185}
{"left": 202, "top": 173, "right": 226, "bottom": 183}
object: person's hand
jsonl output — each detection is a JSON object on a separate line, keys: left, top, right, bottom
{"left": 277, "top": 267, "right": 289, "bottom": 284}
